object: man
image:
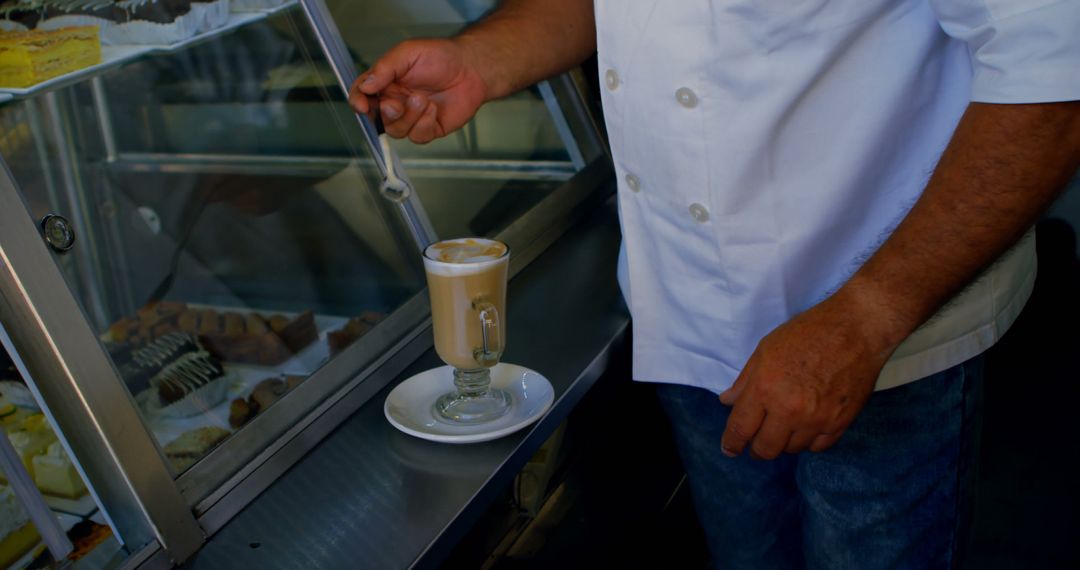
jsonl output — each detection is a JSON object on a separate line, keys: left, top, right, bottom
{"left": 350, "top": 1, "right": 1080, "bottom": 567}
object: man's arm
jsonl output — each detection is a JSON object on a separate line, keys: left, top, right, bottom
{"left": 719, "top": 101, "right": 1080, "bottom": 459}
{"left": 350, "top": 0, "right": 595, "bottom": 144}
{"left": 453, "top": 0, "right": 597, "bottom": 100}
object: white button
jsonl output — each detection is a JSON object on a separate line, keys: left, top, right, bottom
{"left": 689, "top": 203, "right": 710, "bottom": 223}
{"left": 605, "top": 69, "right": 620, "bottom": 91}
{"left": 675, "top": 87, "right": 698, "bottom": 109}
{"left": 625, "top": 173, "right": 641, "bottom": 193}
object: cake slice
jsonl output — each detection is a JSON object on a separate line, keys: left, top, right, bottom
{"left": 32, "top": 441, "right": 87, "bottom": 498}
{"left": 0, "top": 25, "right": 100, "bottom": 88}
{"left": 0, "top": 485, "right": 40, "bottom": 569}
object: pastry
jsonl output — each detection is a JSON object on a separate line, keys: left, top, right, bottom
{"left": 276, "top": 310, "right": 317, "bottom": 353}
{"left": 198, "top": 309, "right": 219, "bottom": 335}
{"left": 328, "top": 313, "right": 382, "bottom": 354}
{"left": 115, "top": 305, "right": 319, "bottom": 366}
{"left": 32, "top": 440, "right": 87, "bottom": 498}
{"left": 201, "top": 310, "right": 316, "bottom": 365}
{"left": 107, "top": 301, "right": 190, "bottom": 346}
{"left": 108, "top": 316, "right": 136, "bottom": 343}
{"left": 0, "top": 0, "right": 45, "bottom": 29}
{"left": 268, "top": 315, "right": 289, "bottom": 335}
{"left": 0, "top": 484, "right": 40, "bottom": 569}
{"left": 285, "top": 374, "right": 305, "bottom": 391}
{"left": 201, "top": 330, "right": 291, "bottom": 366}
{"left": 248, "top": 378, "right": 286, "bottom": 411}
{"left": 0, "top": 381, "right": 36, "bottom": 411}
{"left": 0, "top": 25, "right": 100, "bottom": 88}
{"left": 245, "top": 313, "right": 269, "bottom": 335}
{"left": 66, "top": 520, "right": 112, "bottom": 561}
{"left": 7, "top": 413, "right": 56, "bottom": 479}
{"left": 151, "top": 350, "right": 227, "bottom": 416}
{"left": 117, "top": 332, "right": 200, "bottom": 390}
{"left": 177, "top": 309, "right": 199, "bottom": 333}
{"left": 163, "top": 426, "right": 229, "bottom": 473}
{"left": 228, "top": 397, "right": 254, "bottom": 428}
{"left": 223, "top": 313, "right": 244, "bottom": 336}
{"left": 359, "top": 310, "right": 386, "bottom": 325}
{"left": 35, "top": 0, "right": 191, "bottom": 24}
{"left": 154, "top": 350, "right": 221, "bottom": 404}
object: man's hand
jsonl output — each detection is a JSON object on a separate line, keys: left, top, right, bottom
{"left": 718, "top": 290, "right": 898, "bottom": 459}
{"left": 349, "top": 39, "right": 489, "bottom": 144}
{"left": 719, "top": 102, "right": 1080, "bottom": 459}
{"left": 348, "top": 0, "right": 596, "bottom": 145}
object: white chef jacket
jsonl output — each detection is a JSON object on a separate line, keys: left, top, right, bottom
{"left": 594, "top": 0, "right": 1080, "bottom": 394}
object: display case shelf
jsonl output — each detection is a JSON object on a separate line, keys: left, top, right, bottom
{"left": 0, "top": 2, "right": 298, "bottom": 101}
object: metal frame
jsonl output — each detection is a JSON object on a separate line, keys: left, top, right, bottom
{"left": 106, "top": 153, "right": 579, "bottom": 182}
{"left": 0, "top": 158, "right": 206, "bottom": 563}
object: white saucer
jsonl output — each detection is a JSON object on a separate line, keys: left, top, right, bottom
{"left": 384, "top": 363, "right": 554, "bottom": 444}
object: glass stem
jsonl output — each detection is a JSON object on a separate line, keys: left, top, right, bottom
{"left": 453, "top": 368, "right": 491, "bottom": 398}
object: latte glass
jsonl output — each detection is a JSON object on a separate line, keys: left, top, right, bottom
{"left": 423, "top": 238, "right": 511, "bottom": 423}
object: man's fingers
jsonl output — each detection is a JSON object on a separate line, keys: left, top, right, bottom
{"left": 408, "top": 103, "right": 441, "bottom": 144}
{"left": 721, "top": 401, "right": 765, "bottom": 457}
{"left": 809, "top": 430, "right": 845, "bottom": 453}
{"left": 379, "top": 99, "right": 405, "bottom": 122}
{"left": 784, "top": 429, "right": 818, "bottom": 455}
{"left": 384, "top": 94, "right": 429, "bottom": 139}
{"left": 359, "top": 51, "right": 414, "bottom": 95}
{"left": 718, "top": 366, "right": 751, "bottom": 406}
{"left": 748, "top": 415, "right": 791, "bottom": 461}
{"left": 349, "top": 77, "right": 373, "bottom": 114}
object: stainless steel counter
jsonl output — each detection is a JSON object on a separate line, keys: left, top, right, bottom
{"left": 182, "top": 195, "right": 628, "bottom": 569}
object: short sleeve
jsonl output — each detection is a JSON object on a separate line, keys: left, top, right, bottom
{"left": 929, "top": 0, "right": 1080, "bottom": 103}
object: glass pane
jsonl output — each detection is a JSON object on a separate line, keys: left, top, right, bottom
{"left": 330, "top": 0, "right": 602, "bottom": 240}
{"left": 0, "top": 7, "right": 424, "bottom": 481}
{"left": 2, "top": 348, "right": 116, "bottom": 569}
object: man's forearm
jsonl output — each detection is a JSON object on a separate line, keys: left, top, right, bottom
{"left": 837, "top": 101, "right": 1080, "bottom": 352}
{"left": 456, "top": 0, "right": 596, "bottom": 101}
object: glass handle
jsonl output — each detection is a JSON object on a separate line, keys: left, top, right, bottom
{"left": 473, "top": 300, "right": 502, "bottom": 366}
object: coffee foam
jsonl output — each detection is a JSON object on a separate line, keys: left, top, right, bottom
{"left": 424, "top": 238, "right": 507, "bottom": 276}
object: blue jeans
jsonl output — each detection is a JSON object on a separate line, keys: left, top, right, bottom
{"left": 656, "top": 357, "right": 983, "bottom": 570}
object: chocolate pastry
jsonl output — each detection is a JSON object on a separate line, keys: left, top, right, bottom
{"left": 277, "top": 310, "right": 317, "bottom": 353}
{"left": 177, "top": 310, "right": 199, "bottom": 334}
{"left": 154, "top": 351, "right": 223, "bottom": 405}
{"left": 201, "top": 310, "right": 317, "bottom": 365}
{"left": 285, "top": 375, "right": 305, "bottom": 391}
{"left": 223, "top": 313, "right": 244, "bottom": 336}
{"left": 118, "top": 332, "right": 199, "bottom": 390}
{"left": 201, "top": 331, "right": 291, "bottom": 366}
{"left": 197, "top": 309, "right": 218, "bottom": 335}
{"left": 0, "top": 0, "right": 45, "bottom": 29}
{"left": 249, "top": 378, "right": 286, "bottom": 410}
{"left": 38, "top": 0, "right": 191, "bottom": 23}
{"left": 328, "top": 312, "right": 383, "bottom": 354}
{"left": 107, "top": 301, "right": 189, "bottom": 346}
{"left": 228, "top": 397, "right": 254, "bottom": 428}
{"left": 245, "top": 313, "right": 269, "bottom": 335}
{"left": 268, "top": 315, "right": 289, "bottom": 335}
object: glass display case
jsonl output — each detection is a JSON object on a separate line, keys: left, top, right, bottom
{"left": 0, "top": 0, "right": 611, "bottom": 566}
